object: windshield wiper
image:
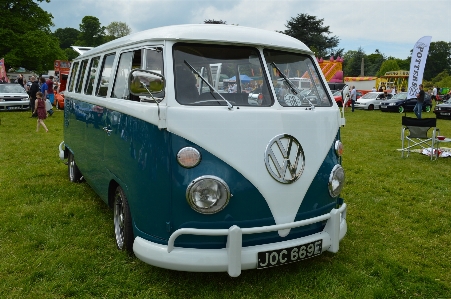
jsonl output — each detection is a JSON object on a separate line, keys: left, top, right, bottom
{"left": 271, "top": 62, "right": 315, "bottom": 110}
{"left": 184, "top": 60, "right": 233, "bottom": 110}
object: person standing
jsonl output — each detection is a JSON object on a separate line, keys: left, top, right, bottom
{"left": 39, "top": 77, "right": 48, "bottom": 99}
{"left": 17, "top": 74, "right": 24, "bottom": 87}
{"left": 414, "top": 84, "right": 425, "bottom": 119}
{"left": 46, "top": 76, "right": 55, "bottom": 105}
{"left": 431, "top": 86, "right": 437, "bottom": 103}
{"left": 28, "top": 76, "right": 40, "bottom": 116}
{"left": 34, "top": 92, "right": 48, "bottom": 132}
{"left": 350, "top": 86, "right": 356, "bottom": 112}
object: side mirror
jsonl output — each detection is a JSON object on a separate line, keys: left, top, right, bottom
{"left": 128, "top": 69, "right": 165, "bottom": 96}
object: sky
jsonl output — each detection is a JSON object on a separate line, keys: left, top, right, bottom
{"left": 39, "top": 0, "right": 451, "bottom": 60}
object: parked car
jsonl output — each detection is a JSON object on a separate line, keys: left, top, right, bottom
{"left": 0, "top": 83, "right": 30, "bottom": 111}
{"left": 55, "top": 90, "right": 65, "bottom": 109}
{"left": 354, "top": 92, "right": 392, "bottom": 110}
{"left": 333, "top": 90, "right": 361, "bottom": 107}
{"left": 434, "top": 98, "right": 451, "bottom": 119}
{"left": 380, "top": 92, "right": 432, "bottom": 113}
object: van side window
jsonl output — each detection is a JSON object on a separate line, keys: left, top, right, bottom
{"left": 75, "top": 59, "right": 88, "bottom": 93}
{"left": 84, "top": 56, "right": 100, "bottom": 95}
{"left": 112, "top": 50, "right": 141, "bottom": 99}
{"left": 96, "top": 53, "right": 116, "bottom": 97}
{"left": 144, "top": 47, "right": 164, "bottom": 99}
{"left": 68, "top": 61, "right": 79, "bottom": 92}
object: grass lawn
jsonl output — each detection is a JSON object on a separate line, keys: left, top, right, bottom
{"left": 0, "top": 107, "right": 450, "bottom": 298}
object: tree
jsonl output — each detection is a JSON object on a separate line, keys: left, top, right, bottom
{"left": 376, "top": 59, "right": 400, "bottom": 77}
{"left": 204, "top": 19, "right": 227, "bottom": 24}
{"left": 282, "top": 13, "right": 339, "bottom": 58}
{"left": 77, "top": 16, "right": 105, "bottom": 47}
{"left": 342, "top": 47, "right": 366, "bottom": 77}
{"left": 53, "top": 27, "right": 80, "bottom": 49}
{"left": 0, "top": 0, "right": 66, "bottom": 73}
{"left": 423, "top": 41, "right": 451, "bottom": 81}
{"left": 105, "top": 21, "right": 131, "bottom": 42}
{"left": 365, "top": 51, "right": 385, "bottom": 76}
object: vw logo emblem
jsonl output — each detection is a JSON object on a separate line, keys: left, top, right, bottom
{"left": 265, "top": 134, "right": 305, "bottom": 184}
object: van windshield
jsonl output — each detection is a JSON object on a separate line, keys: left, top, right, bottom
{"left": 173, "top": 43, "right": 273, "bottom": 106}
{"left": 264, "top": 49, "right": 332, "bottom": 107}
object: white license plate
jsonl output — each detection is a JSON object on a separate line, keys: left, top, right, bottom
{"left": 441, "top": 113, "right": 450, "bottom": 115}
{"left": 257, "top": 239, "right": 322, "bottom": 269}
{"left": 7, "top": 106, "right": 21, "bottom": 110}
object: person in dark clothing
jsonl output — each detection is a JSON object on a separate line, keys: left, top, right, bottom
{"left": 28, "top": 76, "right": 40, "bottom": 117}
{"left": 414, "top": 84, "right": 425, "bottom": 119}
{"left": 17, "top": 74, "right": 24, "bottom": 87}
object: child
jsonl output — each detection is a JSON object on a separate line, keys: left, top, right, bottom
{"left": 35, "top": 92, "right": 49, "bottom": 132}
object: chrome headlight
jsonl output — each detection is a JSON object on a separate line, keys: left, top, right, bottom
{"left": 186, "top": 176, "right": 230, "bottom": 214}
{"left": 329, "top": 165, "right": 345, "bottom": 198}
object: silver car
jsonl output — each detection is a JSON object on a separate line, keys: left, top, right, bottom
{"left": 0, "top": 83, "right": 30, "bottom": 111}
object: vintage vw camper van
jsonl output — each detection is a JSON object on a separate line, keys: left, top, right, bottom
{"left": 59, "top": 24, "right": 347, "bottom": 277}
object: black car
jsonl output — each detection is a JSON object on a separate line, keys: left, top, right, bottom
{"left": 434, "top": 99, "right": 451, "bottom": 119}
{"left": 380, "top": 92, "right": 432, "bottom": 113}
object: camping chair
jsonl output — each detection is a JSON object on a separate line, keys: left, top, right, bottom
{"left": 401, "top": 116, "right": 440, "bottom": 160}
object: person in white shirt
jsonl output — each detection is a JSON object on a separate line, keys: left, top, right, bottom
{"left": 432, "top": 86, "right": 437, "bottom": 102}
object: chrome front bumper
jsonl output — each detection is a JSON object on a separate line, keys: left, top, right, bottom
{"left": 133, "top": 203, "right": 347, "bottom": 277}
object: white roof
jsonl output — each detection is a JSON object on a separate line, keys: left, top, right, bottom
{"left": 78, "top": 24, "right": 311, "bottom": 58}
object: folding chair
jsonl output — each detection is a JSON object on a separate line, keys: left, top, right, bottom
{"left": 401, "top": 116, "right": 440, "bottom": 160}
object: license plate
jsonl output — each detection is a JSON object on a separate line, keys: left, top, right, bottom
{"left": 7, "top": 106, "right": 21, "bottom": 110}
{"left": 441, "top": 113, "right": 450, "bottom": 115}
{"left": 257, "top": 239, "right": 322, "bottom": 269}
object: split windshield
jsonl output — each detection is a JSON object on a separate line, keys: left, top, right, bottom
{"left": 263, "top": 49, "right": 332, "bottom": 107}
{"left": 173, "top": 43, "right": 273, "bottom": 106}
{"left": 172, "top": 43, "right": 331, "bottom": 107}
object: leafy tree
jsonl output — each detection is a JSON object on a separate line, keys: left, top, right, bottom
{"left": 53, "top": 27, "right": 80, "bottom": 49}
{"left": 77, "top": 16, "right": 105, "bottom": 47}
{"left": 365, "top": 51, "right": 385, "bottom": 76}
{"left": 376, "top": 59, "right": 400, "bottom": 77}
{"left": 423, "top": 41, "right": 451, "bottom": 81}
{"left": 0, "top": 0, "right": 66, "bottom": 73}
{"left": 342, "top": 47, "right": 366, "bottom": 77}
{"left": 105, "top": 21, "right": 131, "bottom": 42}
{"left": 204, "top": 19, "right": 227, "bottom": 24}
{"left": 282, "top": 13, "right": 339, "bottom": 58}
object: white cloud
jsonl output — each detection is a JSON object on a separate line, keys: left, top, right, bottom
{"left": 42, "top": 0, "right": 451, "bottom": 58}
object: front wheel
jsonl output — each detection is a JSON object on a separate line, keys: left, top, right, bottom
{"left": 424, "top": 105, "right": 431, "bottom": 112}
{"left": 113, "top": 186, "right": 134, "bottom": 253}
{"left": 368, "top": 104, "right": 374, "bottom": 110}
{"left": 398, "top": 106, "right": 404, "bottom": 113}
{"left": 68, "top": 152, "right": 83, "bottom": 183}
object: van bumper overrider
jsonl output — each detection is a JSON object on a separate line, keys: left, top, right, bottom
{"left": 133, "top": 203, "right": 347, "bottom": 277}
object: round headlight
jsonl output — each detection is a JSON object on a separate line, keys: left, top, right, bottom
{"left": 328, "top": 165, "right": 345, "bottom": 198}
{"left": 186, "top": 176, "right": 230, "bottom": 214}
{"left": 177, "top": 147, "right": 201, "bottom": 168}
{"left": 334, "top": 140, "right": 344, "bottom": 157}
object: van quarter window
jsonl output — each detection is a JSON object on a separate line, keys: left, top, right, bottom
{"left": 68, "top": 61, "right": 79, "bottom": 92}
{"left": 75, "top": 59, "right": 88, "bottom": 93}
{"left": 96, "top": 53, "right": 116, "bottom": 97}
{"left": 84, "top": 56, "right": 100, "bottom": 95}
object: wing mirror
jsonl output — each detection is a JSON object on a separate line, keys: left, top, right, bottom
{"left": 128, "top": 69, "right": 165, "bottom": 96}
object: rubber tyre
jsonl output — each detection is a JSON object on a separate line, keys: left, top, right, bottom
{"left": 398, "top": 106, "right": 404, "bottom": 113}
{"left": 68, "top": 152, "right": 83, "bottom": 183}
{"left": 368, "top": 104, "right": 374, "bottom": 110}
{"left": 113, "top": 186, "right": 134, "bottom": 253}
{"left": 424, "top": 105, "right": 431, "bottom": 112}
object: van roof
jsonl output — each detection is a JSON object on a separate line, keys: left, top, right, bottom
{"left": 77, "top": 24, "right": 311, "bottom": 58}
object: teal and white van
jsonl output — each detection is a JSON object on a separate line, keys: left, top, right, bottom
{"left": 59, "top": 24, "right": 347, "bottom": 277}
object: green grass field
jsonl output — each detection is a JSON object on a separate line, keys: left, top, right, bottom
{"left": 0, "top": 107, "right": 450, "bottom": 298}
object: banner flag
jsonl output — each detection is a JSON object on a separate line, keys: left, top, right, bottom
{"left": 407, "top": 36, "right": 432, "bottom": 99}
